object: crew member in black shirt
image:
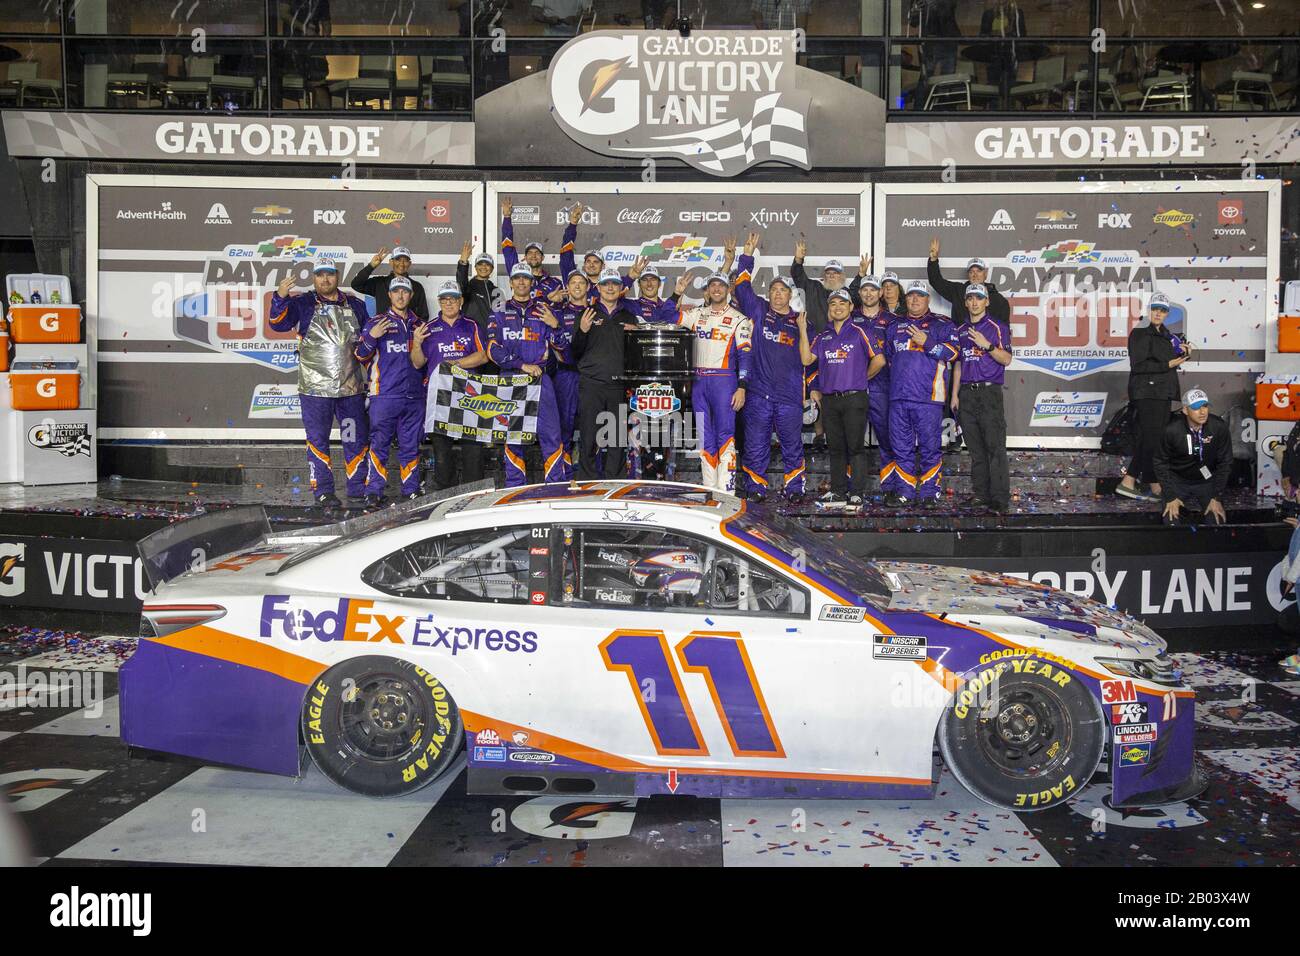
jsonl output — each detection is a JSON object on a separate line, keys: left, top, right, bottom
{"left": 1119, "top": 291, "right": 1191, "bottom": 500}
{"left": 571, "top": 268, "right": 640, "bottom": 479}
{"left": 927, "top": 237, "right": 1010, "bottom": 324}
{"left": 352, "top": 245, "right": 430, "bottom": 321}
{"left": 1153, "top": 388, "right": 1230, "bottom": 525}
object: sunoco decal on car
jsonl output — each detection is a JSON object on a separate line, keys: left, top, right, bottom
{"left": 820, "top": 606, "right": 865, "bottom": 623}
{"left": 872, "top": 634, "right": 927, "bottom": 660}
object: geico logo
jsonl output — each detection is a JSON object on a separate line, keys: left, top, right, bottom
{"left": 36, "top": 378, "right": 58, "bottom": 398}
{"left": 313, "top": 210, "right": 346, "bottom": 224}
{"left": 411, "top": 620, "right": 539, "bottom": 654}
{"left": 1097, "top": 213, "right": 1132, "bottom": 228}
{"left": 680, "top": 211, "right": 731, "bottom": 222}
{"left": 259, "top": 595, "right": 405, "bottom": 642}
{"left": 40, "top": 312, "right": 61, "bottom": 332}
{"left": 1273, "top": 388, "right": 1291, "bottom": 408}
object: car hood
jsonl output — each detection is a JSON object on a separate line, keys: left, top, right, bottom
{"left": 873, "top": 561, "right": 1165, "bottom": 654}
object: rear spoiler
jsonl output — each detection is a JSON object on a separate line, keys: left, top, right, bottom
{"left": 137, "top": 506, "right": 272, "bottom": 593}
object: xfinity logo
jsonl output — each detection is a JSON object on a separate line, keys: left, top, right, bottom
{"left": 313, "top": 209, "right": 347, "bottom": 225}
{"left": 1097, "top": 212, "right": 1132, "bottom": 228}
{"left": 749, "top": 208, "right": 799, "bottom": 227}
{"left": 681, "top": 210, "right": 730, "bottom": 223}
{"left": 204, "top": 202, "right": 232, "bottom": 225}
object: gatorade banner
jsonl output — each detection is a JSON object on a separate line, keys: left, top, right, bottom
{"left": 875, "top": 180, "right": 1279, "bottom": 447}
{"left": 87, "top": 174, "right": 483, "bottom": 439}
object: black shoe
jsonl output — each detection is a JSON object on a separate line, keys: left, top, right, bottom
{"left": 918, "top": 496, "right": 938, "bottom": 510}
{"left": 883, "top": 492, "right": 907, "bottom": 507}
{"left": 990, "top": 499, "right": 1011, "bottom": 514}
{"left": 811, "top": 435, "right": 828, "bottom": 452}
{"left": 315, "top": 492, "right": 342, "bottom": 508}
{"left": 362, "top": 494, "right": 385, "bottom": 509}
{"left": 405, "top": 491, "right": 422, "bottom": 502}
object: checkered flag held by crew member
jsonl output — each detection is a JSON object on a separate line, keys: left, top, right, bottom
{"left": 427, "top": 364, "right": 540, "bottom": 445}
{"left": 629, "top": 91, "right": 813, "bottom": 177}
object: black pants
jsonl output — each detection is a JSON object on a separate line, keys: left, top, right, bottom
{"left": 958, "top": 383, "right": 1009, "bottom": 505}
{"left": 1127, "top": 399, "right": 1173, "bottom": 484}
{"left": 577, "top": 378, "right": 626, "bottom": 480}
{"left": 430, "top": 433, "right": 484, "bottom": 490}
{"left": 823, "top": 390, "right": 869, "bottom": 496}
{"left": 1161, "top": 475, "right": 1216, "bottom": 512}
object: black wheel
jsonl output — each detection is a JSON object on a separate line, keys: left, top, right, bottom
{"left": 938, "top": 661, "right": 1104, "bottom": 811}
{"left": 303, "top": 655, "right": 463, "bottom": 797}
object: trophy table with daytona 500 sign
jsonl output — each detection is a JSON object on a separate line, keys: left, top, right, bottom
{"left": 620, "top": 323, "right": 694, "bottom": 481}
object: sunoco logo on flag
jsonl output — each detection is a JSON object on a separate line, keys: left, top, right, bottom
{"left": 548, "top": 30, "right": 811, "bottom": 177}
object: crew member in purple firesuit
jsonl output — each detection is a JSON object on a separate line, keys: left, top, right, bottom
{"left": 674, "top": 271, "right": 753, "bottom": 492}
{"left": 621, "top": 261, "right": 682, "bottom": 324}
{"left": 354, "top": 275, "right": 424, "bottom": 505}
{"left": 732, "top": 232, "right": 806, "bottom": 501}
{"left": 501, "top": 196, "right": 575, "bottom": 303}
{"left": 270, "top": 255, "right": 371, "bottom": 507}
{"left": 487, "top": 263, "right": 565, "bottom": 486}
{"left": 547, "top": 270, "right": 593, "bottom": 479}
{"left": 886, "top": 280, "right": 960, "bottom": 506}
{"left": 799, "top": 289, "right": 886, "bottom": 506}
{"left": 413, "top": 279, "right": 488, "bottom": 490}
{"left": 851, "top": 271, "right": 906, "bottom": 500}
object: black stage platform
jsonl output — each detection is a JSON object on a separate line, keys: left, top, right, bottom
{"left": 0, "top": 444, "right": 1290, "bottom": 641}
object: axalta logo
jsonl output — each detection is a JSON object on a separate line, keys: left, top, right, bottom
{"left": 205, "top": 203, "right": 232, "bottom": 225}
{"left": 367, "top": 207, "right": 406, "bottom": 225}
{"left": 988, "top": 208, "right": 1015, "bottom": 231}
{"left": 1153, "top": 209, "right": 1195, "bottom": 229}
{"left": 456, "top": 394, "right": 520, "bottom": 418}
{"left": 260, "top": 595, "right": 406, "bottom": 643}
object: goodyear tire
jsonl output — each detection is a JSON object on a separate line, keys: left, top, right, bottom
{"left": 303, "top": 656, "right": 463, "bottom": 797}
{"left": 938, "top": 660, "right": 1104, "bottom": 812}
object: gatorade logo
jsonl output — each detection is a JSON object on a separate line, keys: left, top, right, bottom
{"left": 1273, "top": 387, "right": 1291, "bottom": 409}
{"left": 40, "top": 312, "right": 60, "bottom": 332}
{"left": 36, "top": 378, "right": 57, "bottom": 398}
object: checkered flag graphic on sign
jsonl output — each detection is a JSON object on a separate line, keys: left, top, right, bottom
{"left": 427, "top": 365, "right": 540, "bottom": 445}
{"left": 622, "top": 92, "right": 812, "bottom": 176}
{"left": 59, "top": 434, "right": 92, "bottom": 458}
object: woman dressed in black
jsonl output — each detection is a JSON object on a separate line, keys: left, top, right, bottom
{"left": 1117, "top": 291, "right": 1192, "bottom": 500}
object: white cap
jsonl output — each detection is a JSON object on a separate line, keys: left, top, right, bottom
{"left": 436, "top": 279, "right": 462, "bottom": 299}
{"left": 584, "top": 249, "right": 605, "bottom": 262}
{"left": 391, "top": 246, "right": 412, "bottom": 260}
{"left": 905, "top": 280, "right": 930, "bottom": 296}
{"left": 523, "top": 241, "right": 543, "bottom": 255}
{"left": 859, "top": 274, "right": 882, "bottom": 289}
{"left": 640, "top": 267, "right": 662, "bottom": 281}
{"left": 823, "top": 259, "right": 844, "bottom": 273}
{"left": 881, "top": 271, "right": 901, "bottom": 285}
{"left": 769, "top": 275, "right": 794, "bottom": 292}
{"left": 473, "top": 252, "right": 495, "bottom": 268}
{"left": 1183, "top": 388, "right": 1210, "bottom": 409}
{"left": 388, "top": 275, "right": 413, "bottom": 292}
{"left": 598, "top": 267, "right": 622, "bottom": 285}
{"left": 964, "top": 283, "right": 988, "bottom": 298}
{"left": 705, "top": 273, "right": 730, "bottom": 286}
{"left": 510, "top": 263, "right": 534, "bottom": 280}
{"left": 829, "top": 288, "right": 854, "bottom": 304}
{"left": 966, "top": 257, "right": 988, "bottom": 271}
{"left": 312, "top": 255, "right": 337, "bottom": 273}
{"left": 1149, "top": 292, "right": 1172, "bottom": 310}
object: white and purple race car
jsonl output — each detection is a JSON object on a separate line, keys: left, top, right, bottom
{"left": 121, "top": 480, "right": 1204, "bottom": 811}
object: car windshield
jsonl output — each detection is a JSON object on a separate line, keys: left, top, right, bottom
{"left": 733, "top": 508, "right": 894, "bottom": 605}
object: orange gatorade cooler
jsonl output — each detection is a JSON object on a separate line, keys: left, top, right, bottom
{"left": 0, "top": 314, "right": 10, "bottom": 371}
{"left": 8, "top": 304, "right": 82, "bottom": 343}
{"left": 1256, "top": 380, "right": 1300, "bottom": 421}
{"left": 1281, "top": 315, "right": 1300, "bottom": 353}
{"left": 9, "top": 359, "right": 81, "bottom": 410}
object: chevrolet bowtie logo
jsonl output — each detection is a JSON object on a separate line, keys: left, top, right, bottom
{"left": 1036, "top": 209, "right": 1076, "bottom": 221}
{"left": 253, "top": 205, "right": 292, "bottom": 216}
{"left": 457, "top": 394, "right": 519, "bottom": 419}
{"left": 583, "top": 57, "right": 631, "bottom": 114}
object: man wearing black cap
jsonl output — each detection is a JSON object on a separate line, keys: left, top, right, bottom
{"left": 353, "top": 245, "right": 430, "bottom": 321}
{"left": 927, "top": 237, "right": 1010, "bottom": 324}
{"left": 951, "top": 283, "right": 1014, "bottom": 513}
{"left": 571, "top": 268, "right": 641, "bottom": 479}
{"left": 1153, "top": 388, "right": 1230, "bottom": 525}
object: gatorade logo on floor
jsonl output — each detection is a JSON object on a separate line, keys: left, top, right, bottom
{"left": 509, "top": 797, "right": 638, "bottom": 840}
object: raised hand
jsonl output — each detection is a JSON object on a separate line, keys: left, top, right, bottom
{"left": 929, "top": 237, "right": 940, "bottom": 260}
{"left": 459, "top": 239, "right": 473, "bottom": 263}
{"left": 276, "top": 275, "right": 296, "bottom": 297}
{"left": 370, "top": 247, "right": 388, "bottom": 268}
{"left": 413, "top": 322, "right": 431, "bottom": 348}
{"left": 794, "top": 239, "right": 807, "bottom": 262}
{"left": 859, "top": 253, "right": 872, "bottom": 277}
{"left": 908, "top": 324, "right": 927, "bottom": 346}
{"left": 538, "top": 303, "right": 559, "bottom": 328}
{"left": 743, "top": 231, "right": 759, "bottom": 256}
{"left": 675, "top": 274, "right": 689, "bottom": 297}
{"left": 568, "top": 201, "right": 584, "bottom": 225}
{"left": 630, "top": 255, "right": 648, "bottom": 279}
{"left": 370, "top": 317, "right": 395, "bottom": 338}
{"left": 723, "top": 235, "right": 737, "bottom": 257}
{"left": 501, "top": 196, "right": 512, "bottom": 218}
{"left": 580, "top": 307, "right": 596, "bottom": 332}
{"left": 546, "top": 287, "right": 566, "bottom": 303}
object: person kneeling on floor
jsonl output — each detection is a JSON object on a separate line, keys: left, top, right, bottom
{"left": 1153, "top": 388, "right": 1230, "bottom": 525}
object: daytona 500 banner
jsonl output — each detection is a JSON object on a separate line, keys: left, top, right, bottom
{"left": 87, "top": 175, "right": 482, "bottom": 439}
{"left": 427, "top": 365, "right": 540, "bottom": 444}
{"left": 875, "top": 180, "right": 1278, "bottom": 447}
